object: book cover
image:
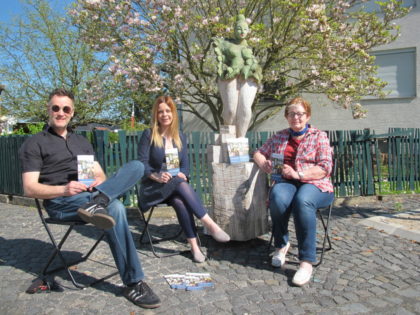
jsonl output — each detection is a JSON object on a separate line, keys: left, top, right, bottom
{"left": 77, "top": 155, "right": 95, "bottom": 186}
{"left": 164, "top": 274, "right": 187, "bottom": 290}
{"left": 165, "top": 148, "right": 180, "bottom": 176}
{"left": 271, "top": 153, "right": 284, "bottom": 182}
{"left": 186, "top": 272, "right": 214, "bottom": 288}
{"left": 226, "top": 137, "right": 249, "bottom": 164}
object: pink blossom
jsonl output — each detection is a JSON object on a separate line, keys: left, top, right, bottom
{"left": 181, "top": 24, "right": 189, "bottom": 31}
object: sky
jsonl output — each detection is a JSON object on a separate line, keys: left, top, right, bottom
{"left": 0, "top": 0, "right": 73, "bottom": 25}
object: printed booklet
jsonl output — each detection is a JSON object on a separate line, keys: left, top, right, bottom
{"left": 226, "top": 137, "right": 249, "bottom": 164}
{"left": 271, "top": 153, "right": 284, "bottom": 182}
{"left": 165, "top": 148, "right": 180, "bottom": 176}
{"left": 77, "top": 155, "right": 95, "bottom": 186}
{"left": 164, "top": 273, "right": 214, "bottom": 291}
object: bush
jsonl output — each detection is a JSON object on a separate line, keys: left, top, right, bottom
{"left": 13, "top": 122, "right": 45, "bottom": 135}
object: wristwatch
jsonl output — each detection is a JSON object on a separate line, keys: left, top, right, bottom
{"left": 298, "top": 171, "right": 304, "bottom": 180}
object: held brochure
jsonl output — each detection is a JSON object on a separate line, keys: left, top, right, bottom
{"left": 77, "top": 155, "right": 95, "bottom": 186}
{"left": 164, "top": 273, "right": 214, "bottom": 291}
{"left": 271, "top": 153, "right": 284, "bottom": 182}
{"left": 165, "top": 148, "right": 180, "bottom": 176}
{"left": 226, "top": 137, "right": 250, "bottom": 164}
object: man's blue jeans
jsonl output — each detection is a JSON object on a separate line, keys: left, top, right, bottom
{"left": 44, "top": 160, "right": 145, "bottom": 285}
{"left": 269, "top": 180, "right": 334, "bottom": 263}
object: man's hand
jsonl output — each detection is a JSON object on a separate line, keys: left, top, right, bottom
{"left": 65, "top": 181, "right": 88, "bottom": 196}
{"left": 88, "top": 178, "right": 105, "bottom": 191}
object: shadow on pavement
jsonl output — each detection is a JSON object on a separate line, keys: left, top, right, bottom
{"left": 0, "top": 234, "right": 120, "bottom": 295}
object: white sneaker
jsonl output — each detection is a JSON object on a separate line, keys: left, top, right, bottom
{"left": 292, "top": 265, "right": 313, "bottom": 286}
{"left": 271, "top": 242, "right": 290, "bottom": 268}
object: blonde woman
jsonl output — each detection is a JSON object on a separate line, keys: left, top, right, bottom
{"left": 138, "top": 96, "right": 230, "bottom": 263}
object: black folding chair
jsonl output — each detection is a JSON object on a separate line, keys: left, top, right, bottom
{"left": 135, "top": 184, "right": 190, "bottom": 258}
{"left": 35, "top": 199, "right": 118, "bottom": 289}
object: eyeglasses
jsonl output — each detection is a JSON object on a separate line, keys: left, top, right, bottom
{"left": 51, "top": 105, "right": 72, "bottom": 114}
{"left": 287, "top": 112, "right": 306, "bottom": 118}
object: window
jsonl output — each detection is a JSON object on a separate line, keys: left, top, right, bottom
{"left": 371, "top": 48, "right": 416, "bottom": 99}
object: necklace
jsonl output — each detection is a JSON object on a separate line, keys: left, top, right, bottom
{"left": 289, "top": 124, "right": 308, "bottom": 137}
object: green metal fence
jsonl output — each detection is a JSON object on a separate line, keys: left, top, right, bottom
{"left": 1, "top": 128, "right": 419, "bottom": 205}
{"left": 0, "top": 135, "right": 27, "bottom": 196}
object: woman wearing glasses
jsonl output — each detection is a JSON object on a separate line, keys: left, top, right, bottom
{"left": 253, "top": 97, "right": 334, "bottom": 286}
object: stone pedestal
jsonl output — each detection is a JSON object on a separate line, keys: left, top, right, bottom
{"left": 206, "top": 125, "right": 269, "bottom": 241}
{"left": 211, "top": 162, "right": 268, "bottom": 241}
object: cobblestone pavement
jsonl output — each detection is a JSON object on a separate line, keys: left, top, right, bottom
{"left": 1, "top": 195, "right": 419, "bottom": 315}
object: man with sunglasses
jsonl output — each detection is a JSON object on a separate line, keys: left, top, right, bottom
{"left": 18, "top": 88, "right": 161, "bottom": 309}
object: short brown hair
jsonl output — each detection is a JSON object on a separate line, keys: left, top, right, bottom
{"left": 48, "top": 88, "right": 75, "bottom": 102}
{"left": 284, "top": 97, "right": 311, "bottom": 118}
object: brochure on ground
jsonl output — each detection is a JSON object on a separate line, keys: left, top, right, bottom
{"left": 164, "top": 273, "right": 214, "bottom": 291}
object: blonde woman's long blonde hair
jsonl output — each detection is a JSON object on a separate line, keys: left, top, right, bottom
{"left": 150, "top": 95, "right": 182, "bottom": 150}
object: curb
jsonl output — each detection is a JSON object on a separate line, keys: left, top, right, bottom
{"left": 358, "top": 209, "right": 420, "bottom": 242}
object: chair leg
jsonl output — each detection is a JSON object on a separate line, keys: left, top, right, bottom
{"left": 41, "top": 221, "right": 118, "bottom": 289}
{"left": 266, "top": 204, "right": 333, "bottom": 267}
{"left": 35, "top": 199, "right": 118, "bottom": 289}
{"left": 138, "top": 207, "right": 185, "bottom": 258}
{"left": 314, "top": 204, "right": 333, "bottom": 267}
{"left": 267, "top": 232, "right": 274, "bottom": 253}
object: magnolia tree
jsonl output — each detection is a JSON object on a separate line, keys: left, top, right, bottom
{"left": 0, "top": 0, "right": 151, "bottom": 125}
{"left": 71, "top": 0, "right": 409, "bottom": 131}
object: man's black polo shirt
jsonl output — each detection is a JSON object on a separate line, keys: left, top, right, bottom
{"left": 19, "top": 127, "right": 95, "bottom": 186}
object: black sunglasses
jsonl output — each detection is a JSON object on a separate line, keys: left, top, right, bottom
{"left": 51, "top": 105, "right": 72, "bottom": 114}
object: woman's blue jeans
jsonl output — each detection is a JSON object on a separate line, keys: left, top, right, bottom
{"left": 269, "top": 180, "right": 334, "bottom": 263}
{"left": 44, "top": 160, "right": 145, "bottom": 285}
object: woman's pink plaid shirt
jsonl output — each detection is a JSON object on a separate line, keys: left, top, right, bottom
{"left": 257, "top": 127, "right": 334, "bottom": 193}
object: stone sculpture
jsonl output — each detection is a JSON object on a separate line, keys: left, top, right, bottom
{"left": 213, "top": 14, "right": 262, "bottom": 138}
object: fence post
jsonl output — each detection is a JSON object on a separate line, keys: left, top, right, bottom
{"left": 92, "top": 130, "right": 108, "bottom": 171}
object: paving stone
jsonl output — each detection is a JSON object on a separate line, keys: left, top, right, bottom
{"left": 393, "top": 307, "right": 416, "bottom": 315}
{"left": 317, "top": 296, "right": 336, "bottom": 308}
{"left": 338, "top": 303, "right": 371, "bottom": 314}
{"left": 397, "top": 288, "right": 420, "bottom": 298}
{"left": 366, "top": 297, "right": 389, "bottom": 308}
{"left": 333, "top": 295, "right": 348, "bottom": 305}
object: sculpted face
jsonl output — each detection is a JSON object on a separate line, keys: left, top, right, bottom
{"left": 234, "top": 20, "right": 249, "bottom": 40}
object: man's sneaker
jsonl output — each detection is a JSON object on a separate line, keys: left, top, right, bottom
{"left": 77, "top": 202, "right": 115, "bottom": 230}
{"left": 123, "top": 280, "right": 161, "bottom": 309}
